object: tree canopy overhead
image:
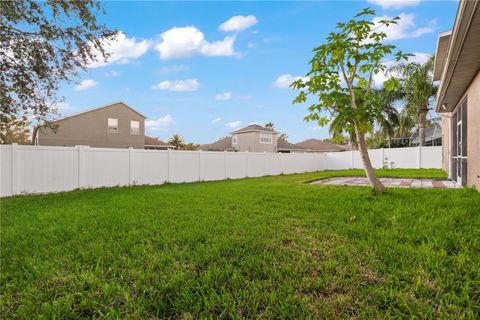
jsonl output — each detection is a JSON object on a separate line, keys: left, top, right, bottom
{"left": 1, "top": 0, "right": 115, "bottom": 141}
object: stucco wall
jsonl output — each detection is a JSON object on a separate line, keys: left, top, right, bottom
{"left": 38, "top": 103, "right": 145, "bottom": 149}
{"left": 466, "top": 72, "right": 480, "bottom": 189}
{"left": 234, "top": 131, "right": 278, "bottom": 152}
{"left": 445, "top": 71, "right": 480, "bottom": 189}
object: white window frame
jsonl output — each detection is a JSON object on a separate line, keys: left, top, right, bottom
{"left": 232, "top": 134, "right": 238, "bottom": 145}
{"left": 130, "top": 120, "right": 140, "bottom": 135}
{"left": 259, "top": 132, "right": 272, "bottom": 144}
{"left": 107, "top": 118, "right": 118, "bottom": 133}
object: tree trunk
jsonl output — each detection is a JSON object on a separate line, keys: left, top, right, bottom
{"left": 354, "top": 122, "right": 385, "bottom": 192}
{"left": 418, "top": 108, "right": 428, "bottom": 146}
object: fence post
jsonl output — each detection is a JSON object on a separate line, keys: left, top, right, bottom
{"left": 224, "top": 151, "right": 227, "bottom": 179}
{"left": 77, "top": 145, "right": 87, "bottom": 189}
{"left": 129, "top": 147, "right": 134, "bottom": 185}
{"left": 264, "top": 152, "right": 267, "bottom": 176}
{"left": 381, "top": 148, "right": 385, "bottom": 169}
{"left": 245, "top": 151, "right": 249, "bottom": 178}
{"left": 11, "top": 143, "right": 19, "bottom": 195}
{"left": 167, "top": 148, "right": 171, "bottom": 183}
{"left": 198, "top": 150, "right": 202, "bottom": 181}
{"left": 417, "top": 146, "right": 422, "bottom": 169}
{"left": 351, "top": 149, "right": 354, "bottom": 169}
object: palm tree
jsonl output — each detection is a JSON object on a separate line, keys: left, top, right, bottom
{"left": 328, "top": 88, "right": 399, "bottom": 149}
{"left": 390, "top": 56, "right": 438, "bottom": 146}
{"left": 329, "top": 116, "right": 357, "bottom": 147}
{"left": 395, "top": 108, "right": 416, "bottom": 138}
{"left": 168, "top": 134, "right": 184, "bottom": 150}
{"left": 264, "top": 122, "right": 274, "bottom": 130}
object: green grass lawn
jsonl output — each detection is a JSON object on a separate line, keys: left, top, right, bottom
{"left": 1, "top": 169, "right": 479, "bottom": 319}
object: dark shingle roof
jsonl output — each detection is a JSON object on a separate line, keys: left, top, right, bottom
{"left": 410, "top": 125, "right": 442, "bottom": 144}
{"left": 293, "top": 139, "right": 348, "bottom": 152}
{"left": 231, "top": 124, "right": 278, "bottom": 134}
{"left": 197, "top": 137, "right": 234, "bottom": 151}
{"left": 145, "top": 136, "right": 174, "bottom": 147}
{"left": 277, "top": 139, "right": 306, "bottom": 150}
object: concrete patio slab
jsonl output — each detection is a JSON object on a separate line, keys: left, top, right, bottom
{"left": 311, "top": 177, "right": 461, "bottom": 189}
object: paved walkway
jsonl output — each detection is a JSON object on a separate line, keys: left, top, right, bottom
{"left": 311, "top": 177, "right": 460, "bottom": 189}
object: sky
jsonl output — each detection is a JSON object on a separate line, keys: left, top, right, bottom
{"left": 56, "top": 0, "right": 459, "bottom": 144}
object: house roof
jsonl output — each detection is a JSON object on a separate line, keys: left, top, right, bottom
{"left": 144, "top": 136, "right": 174, "bottom": 148}
{"left": 293, "top": 139, "right": 348, "bottom": 152}
{"left": 197, "top": 136, "right": 234, "bottom": 151}
{"left": 435, "top": 0, "right": 480, "bottom": 112}
{"left": 50, "top": 101, "right": 147, "bottom": 123}
{"left": 231, "top": 124, "right": 279, "bottom": 134}
{"left": 410, "top": 125, "right": 442, "bottom": 144}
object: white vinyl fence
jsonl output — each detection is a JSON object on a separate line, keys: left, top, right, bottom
{"left": 0, "top": 144, "right": 442, "bottom": 197}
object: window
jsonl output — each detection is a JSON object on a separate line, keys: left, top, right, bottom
{"left": 232, "top": 134, "right": 238, "bottom": 144}
{"left": 130, "top": 120, "right": 140, "bottom": 135}
{"left": 260, "top": 132, "right": 272, "bottom": 144}
{"left": 108, "top": 118, "right": 118, "bottom": 133}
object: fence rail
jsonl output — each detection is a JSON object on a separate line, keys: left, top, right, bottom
{"left": 0, "top": 144, "right": 442, "bottom": 197}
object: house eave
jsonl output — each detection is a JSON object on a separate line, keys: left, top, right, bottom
{"left": 48, "top": 101, "right": 148, "bottom": 123}
{"left": 435, "top": 0, "right": 480, "bottom": 113}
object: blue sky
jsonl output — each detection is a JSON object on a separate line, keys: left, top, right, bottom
{"left": 58, "top": 0, "right": 458, "bottom": 144}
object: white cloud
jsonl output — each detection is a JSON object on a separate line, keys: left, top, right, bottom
{"left": 368, "top": 0, "right": 421, "bottom": 9}
{"left": 214, "top": 92, "right": 231, "bottom": 101}
{"left": 75, "top": 79, "right": 98, "bottom": 91}
{"left": 372, "top": 13, "right": 435, "bottom": 41}
{"left": 145, "top": 115, "right": 176, "bottom": 131}
{"left": 212, "top": 117, "right": 222, "bottom": 124}
{"left": 409, "top": 52, "right": 431, "bottom": 64}
{"left": 158, "top": 64, "right": 189, "bottom": 74}
{"left": 226, "top": 121, "right": 243, "bottom": 129}
{"left": 104, "top": 70, "right": 120, "bottom": 77}
{"left": 88, "top": 32, "right": 151, "bottom": 68}
{"left": 247, "top": 41, "right": 255, "bottom": 49}
{"left": 154, "top": 26, "right": 236, "bottom": 60}
{"left": 52, "top": 102, "right": 71, "bottom": 111}
{"left": 151, "top": 79, "right": 199, "bottom": 92}
{"left": 219, "top": 15, "right": 258, "bottom": 32}
{"left": 274, "top": 74, "right": 309, "bottom": 89}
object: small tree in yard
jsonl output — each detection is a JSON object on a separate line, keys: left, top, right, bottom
{"left": 292, "top": 8, "right": 410, "bottom": 192}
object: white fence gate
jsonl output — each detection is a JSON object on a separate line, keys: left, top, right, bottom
{"left": 0, "top": 144, "right": 442, "bottom": 197}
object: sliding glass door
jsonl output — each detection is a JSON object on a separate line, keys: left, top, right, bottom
{"left": 451, "top": 98, "right": 468, "bottom": 186}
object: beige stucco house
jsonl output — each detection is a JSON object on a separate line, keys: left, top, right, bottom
{"left": 198, "top": 124, "right": 349, "bottom": 153}
{"left": 35, "top": 102, "right": 147, "bottom": 149}
{"left": 231, "top": 124, "right": 279, "bottom": 152}
{"left": 434, "top": 0, "right": 479, "bottom": 189}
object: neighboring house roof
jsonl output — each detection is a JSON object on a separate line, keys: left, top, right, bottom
{"left": 197, "top": 136, "right": 234, "bottom": 151}
{"left": 410, "top": 125, "right": 442, "bottom": 145}
{"left": 277, "top": 139, "right": 309, "bottom": 152}
{"left": 144, "top": 136, "right": 174, "bottom": 148}
{"left": 198, "top": 136, "right": 349, "bottom": 153}
{"left": 434, "top": 0, "right": 480, "bottom": 112}
{"left": 293, "top": 139, "right": 348, "bottom": 152}
{"left": 231, "top": 124, "right": 279, "bottom": 134}
{"left": 50, "top": 101, "right": 147, "bottom": 123}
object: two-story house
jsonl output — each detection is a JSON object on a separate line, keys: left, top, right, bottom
{"left": 198, "top": 124, "right": 349, "bottom": 153}
{"left": 35, "top": 102, "right": 147, "bottom": 149}
{"left": 231, "top": 124, "right": 278, "bottom": 152}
